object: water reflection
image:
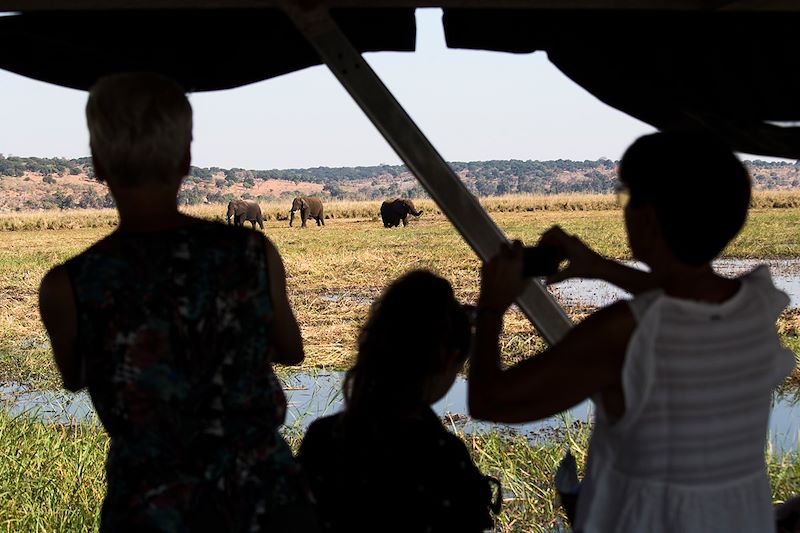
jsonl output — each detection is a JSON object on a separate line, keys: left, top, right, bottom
{"left": 551, "top": 259, "right": 800, "bottom": 309}
{"left": 3, "top": 372, "right": 798, "bottom": 453}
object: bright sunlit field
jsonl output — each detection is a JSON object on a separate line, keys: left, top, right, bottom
{"left": 1, "top": 193, "right": 799, "bottom": 532}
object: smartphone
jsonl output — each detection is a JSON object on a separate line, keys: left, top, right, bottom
{"left": 522, "top": 245, "right": 560, "bottom": 277}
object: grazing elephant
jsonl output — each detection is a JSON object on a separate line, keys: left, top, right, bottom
{"left": 380, "top": 198, "right": 423, "bottom": 228}
{"left": 289, "top": 197, "right": 325, "bottom": 228}
{"left": 226, "top": 199, "right": 264, "bottom": 230}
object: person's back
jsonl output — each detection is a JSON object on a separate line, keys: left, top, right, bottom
{"left": 38, "top": 73, "right": 316, "bottom": 532}
{"left": 298, "top": 271, "right": 500, "bottom": 533}
{"left": 300, "top": 408, "right": 496, "bottom": 533}
{"left": 66, "top": 222, "right": 301, "bottom": 529}
{"left": 577, "top": 266, "right": 794, "bottom": 531}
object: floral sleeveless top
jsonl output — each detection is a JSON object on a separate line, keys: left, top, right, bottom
{"left": 66, "top": 221, "right": 310, "bottom": 532}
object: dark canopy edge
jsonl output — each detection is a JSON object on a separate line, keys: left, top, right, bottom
{"left": 444, "top": 9, "right": 800, "bottom": 159}
{"left": 0, "top": 8, "right": 416, "bottom": 92}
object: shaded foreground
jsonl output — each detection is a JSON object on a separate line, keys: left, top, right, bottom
{"left": 1, "top": 411, "right": 797, "bottom": 533}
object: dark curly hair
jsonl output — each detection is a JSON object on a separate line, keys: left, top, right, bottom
{"left": 343, "top": 270, "right": 471, "bottom": 419}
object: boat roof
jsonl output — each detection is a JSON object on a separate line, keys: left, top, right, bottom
{"left": 1, "top": 1, "right": 798, "bottom": 158}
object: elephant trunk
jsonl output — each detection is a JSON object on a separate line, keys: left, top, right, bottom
{"left": 289, "top": 209, "right": 295, "bottom": 227}
{"left": 411, "top": 209, "right": 423, "bottom": 217}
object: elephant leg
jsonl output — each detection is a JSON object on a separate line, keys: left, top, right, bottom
{"left": 402, "top": 216, "right": 408, "bottom": 227}
{"left": 250, "top": 220, "right": 256, "bottom": 229}
{"left": 320, "top": 216, "right": 324, "bottom": 226}
{"left": 301, "top": 212, "right": 307, "bottom": 228}
{"left": 258, "top": 218, "right": 264, "bottom": 230}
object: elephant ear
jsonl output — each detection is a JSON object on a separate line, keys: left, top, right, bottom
{"left": 301, "top": 198, "right": 308, "bottom": 210}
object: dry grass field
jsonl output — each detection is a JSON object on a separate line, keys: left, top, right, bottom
{"left": 1, "top": 193, "right": 799, "bottom": 531}
{"left": 2, "top": 193, "right": 800, "bottom": 386}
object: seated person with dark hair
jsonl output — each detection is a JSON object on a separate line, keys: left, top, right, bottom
{"left": 298, "top": 270, "right": 500, "bottom": 533}
{"left": 471, "top": 132, "right": 796, "bottom": 533}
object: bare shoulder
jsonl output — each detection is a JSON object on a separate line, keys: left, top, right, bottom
{"left": 39, "top": 264, "right": 72, "bottom": 300}
{"left": 39, "top": 263, "right": 81, "bottom": 390}
{"left": 583, "top": 300, "right": 635, "bottom": 328}
{"left": 39, "top": 263, "right": 76, "bottom": 323}
{"left": 563, "top": 300, "right": 636, "bottom": 353}
{"left": 261, "top": 234, "right": 279, "bottom": 255}
{"left": 259, "top": 236, "right": 287, "bottom": 281}
{"left": 257, "top": 234, "right": 282, "bottom": 261}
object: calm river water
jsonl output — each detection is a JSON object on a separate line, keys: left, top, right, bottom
{"left": 2, "top": 372, "right": 798, "bottom": 453}
{"left": 551, "top": 259, "right": 800, "bottom": 308}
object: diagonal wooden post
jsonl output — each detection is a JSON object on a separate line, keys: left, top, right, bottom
{"left": 287, "top": 6, "right": 572, "bottom": 344}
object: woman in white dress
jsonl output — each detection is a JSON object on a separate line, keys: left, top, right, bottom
{"left": 469, "top": 132, "right": 796, "bottom": 532}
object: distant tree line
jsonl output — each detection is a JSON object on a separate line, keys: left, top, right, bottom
{"left": 30, "top": 189, "right": 116, "bottom": 210}
{"left": 0, "top": 154, "right": 92, "bottom": 177}
{"left": 3, "top": 153, "right": 799, "bottom": 208}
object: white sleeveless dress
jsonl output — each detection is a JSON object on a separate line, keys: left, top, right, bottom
{"left": 574, "top": 266, "right": 796, "bottom": 533}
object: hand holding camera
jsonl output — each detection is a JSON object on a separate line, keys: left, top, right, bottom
{"left": 478, "top": 226, "right": 607, "bottom": 314}
{"left": 537, "top": 225, "right": 606, "bottom": 284}
{"left": 478, "top": 241, "right": 526, "bottom": 314}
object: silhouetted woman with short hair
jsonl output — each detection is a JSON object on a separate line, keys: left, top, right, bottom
{"left": 38, "top": 73, "right": 317, "bottom": 532}
{"left": 472, "top": 132, "right": 795, "bottom": 532}
{"left": 298, "top": 270, "right": 500, "bottom": 533}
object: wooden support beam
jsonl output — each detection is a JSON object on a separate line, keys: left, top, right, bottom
{"left": 287, "top": 5, "right": 573, "bottom": 344}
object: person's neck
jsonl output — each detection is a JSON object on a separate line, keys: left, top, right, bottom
{"left": 651, "top": 261, "right": 740, "bottom": 303}
{"left": 111, "top": 181, "right": 194, "bottom": 232}
{"left": 383, "top": 398, "right": 429, "bottom": 418}
{"left": 117, "top": 208, "right": 191, "bottom": 233}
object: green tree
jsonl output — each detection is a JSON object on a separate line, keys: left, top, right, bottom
{"left": 52, "top": 191, "right": 75, "bottom": 209}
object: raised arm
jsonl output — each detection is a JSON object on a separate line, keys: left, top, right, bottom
{"left": 468, "top": 242, "right": 633, "bottom": 423}
{"left": 540, "top": 225, "right": 657, "bottom": 296}
{"left": 264, "top": 238, "right": 305, "bottom": 366}
{"left": 39, "top": 265, "right": 83, "bottom": 391}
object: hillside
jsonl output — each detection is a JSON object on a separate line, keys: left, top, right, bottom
{"left": 1, "top": 154, "right": 798, "bottom": 211}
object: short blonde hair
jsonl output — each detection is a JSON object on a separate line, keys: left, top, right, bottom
{"left": 86, "top": 73, "right": 192, "bottom": 186}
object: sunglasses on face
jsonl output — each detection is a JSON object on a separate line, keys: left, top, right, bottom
{"left": 615, "top": 183, "right": 631, "bottom": 208}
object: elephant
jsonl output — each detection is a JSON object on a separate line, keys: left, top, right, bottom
{"left": 380, "top": 198, "right": 423, "bottom": 228}
{"left": 226, "top": 199, "right": 264, "bottom": 230}
{"left": 289, "top": 196, "right": 325, "bottom": 227}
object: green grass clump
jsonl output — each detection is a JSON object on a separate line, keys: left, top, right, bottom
{"left": 770, "top": 446, "right": 800, "bottom": 506}
{"left": 0, "top": 412, "right": 107, "bottom": 531}
{"left": 464, "top": 428, "right": 584, "bottom": 532}
{"left": 0, "top": 412, "right": 797, "bottom": 533}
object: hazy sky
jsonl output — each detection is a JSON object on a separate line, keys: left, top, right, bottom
{"left": 0, "top": 9, "right": 660, "bottom": 169}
